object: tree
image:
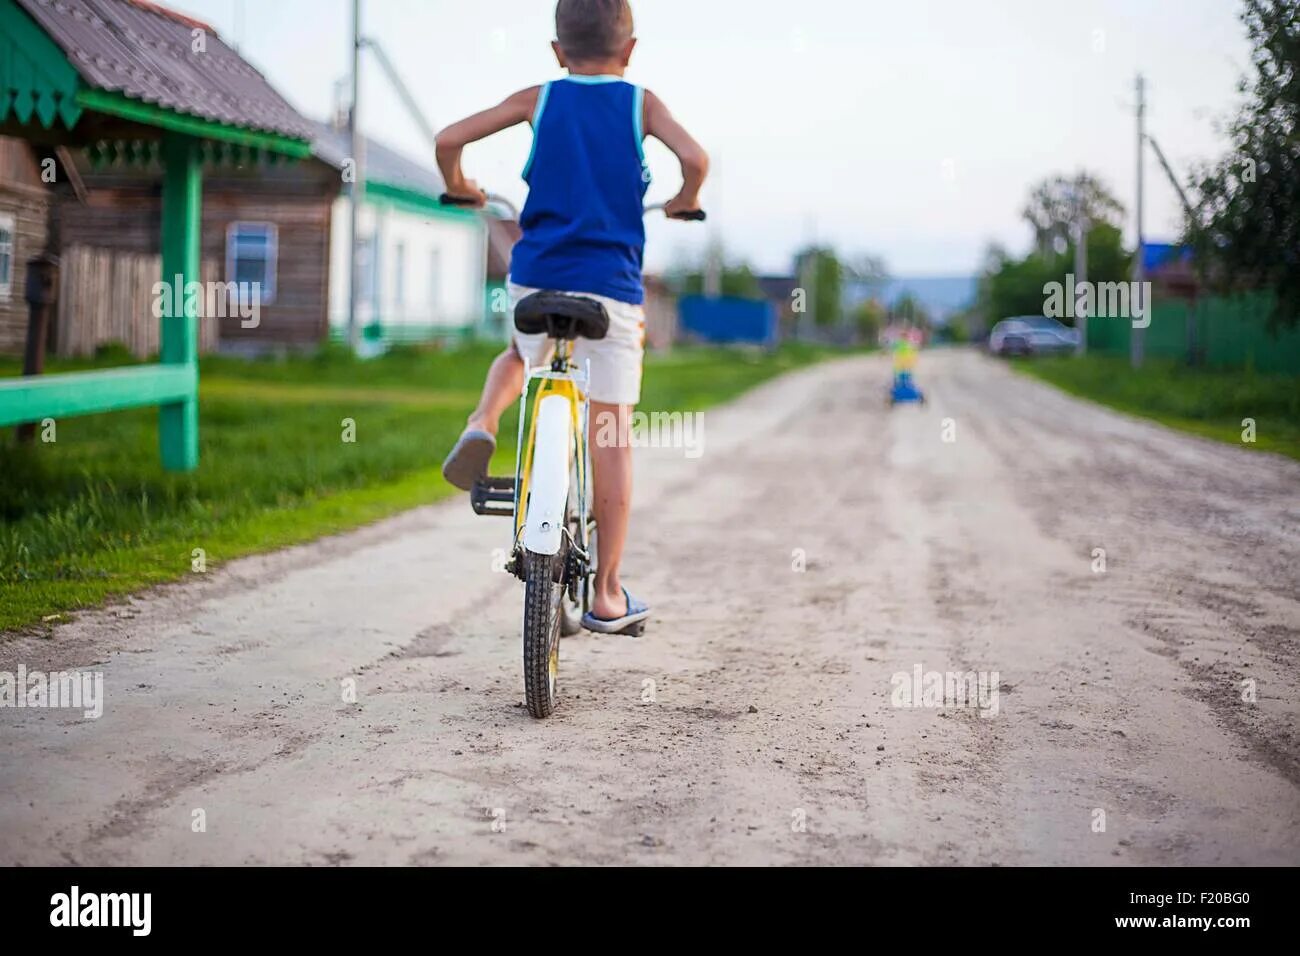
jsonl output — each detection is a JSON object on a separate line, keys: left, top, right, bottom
{"left": 978, "top": 223, "right": 1132, "bottom": 325}
{"left": 673, "top": 240, "right": 763, "bottom": 300}
{"left": 1082, "top": 223, "right": 1132, "bottom": 285}
{"left": 852, "top": 299, "right": 886, "bottom": 342}
{"left": 890, "top": 292, "right": 931, "bottom": 327}
{"left": 1186, "top": 0, "right": 1300, "bottom": 328}
{"left": 981, "top": 250, "right": 1062, "bottom": 321}
{"left": 1022, "top": 173, "right": 1125, "bottom": 257}
{"left": 678, "top": 263, "right": 762, "bottom": 299}
{"left": 794, "top": 247, "right": 845, "bottom": 328}
{"left": 814, "top": 252, "right": 843, "bottom": 328}
{"left": 848, "top": 253, "right": 890, "bottom": 293}
{"left": 940, "top": 308, "right": 975, "bottom": 343}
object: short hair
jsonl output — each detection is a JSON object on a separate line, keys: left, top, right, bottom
{"left": 555, "top": 0, "right": 634, "bottom": 62}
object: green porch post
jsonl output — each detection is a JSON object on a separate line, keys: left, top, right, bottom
{"left": 159, "top": 132, "right": 202, "bottom": 471}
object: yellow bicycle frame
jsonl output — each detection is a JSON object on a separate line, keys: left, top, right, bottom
{"left": 512, "top": 345, "right": 588, "bottom": 551}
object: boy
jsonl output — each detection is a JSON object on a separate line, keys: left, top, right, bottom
{"left": 437, "top": 0, "right": 709, "bottom": 633}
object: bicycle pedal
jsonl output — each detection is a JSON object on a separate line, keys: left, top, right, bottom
{"left": 471, "top": 475, "right": 516, "bottom": 517}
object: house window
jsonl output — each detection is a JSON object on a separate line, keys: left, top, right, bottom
{"left": 226, "top": 222, "right": 278, "bottom": 304}
{"left": 393, "top": 241, "right": 406, "bottom": 310}
{"left": 0, "top": 214, "right": 14, "bottom": 300}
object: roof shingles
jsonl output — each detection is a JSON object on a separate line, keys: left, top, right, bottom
{"left": 16, "top": 0, "right": 313, "bottom": 140}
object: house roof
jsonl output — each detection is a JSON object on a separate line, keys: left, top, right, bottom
{"left": 14, "top": 0, "right": 314, "bottom": 140}
{"left": 308, "top": 117, "right": 447, "bottom": 199}
{"left": 1143, "top": 242, "right": 1194, "bottom": 274}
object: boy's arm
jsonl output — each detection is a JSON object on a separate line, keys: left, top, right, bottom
{"left": 436, "top": 87, "right": 541, "bottom": 206}
{"left": 643, "top": 90, "right": 709, "bottom": 218}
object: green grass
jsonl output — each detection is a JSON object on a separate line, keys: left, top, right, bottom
{"left": 0, "top": 341, "right": 837, "bottom": 632}
{"left": 1013, "top": 354, "right": 1300, "bottom": 461}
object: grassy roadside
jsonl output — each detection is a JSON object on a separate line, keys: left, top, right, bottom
{"left": 0, "top": 342, "right": 838, "bottom": 633}
{"left": 1012, "top": 354, "right": 1300, "bottom": 462}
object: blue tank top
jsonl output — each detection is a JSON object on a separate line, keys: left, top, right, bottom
{"left": 509, "top": 76, "right": 650, "bottom": 305}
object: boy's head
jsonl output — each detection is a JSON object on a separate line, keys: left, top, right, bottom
{"left": 553, "top": 0, "right": 635, "bottom": 69}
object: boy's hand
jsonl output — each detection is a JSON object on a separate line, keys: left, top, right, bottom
{"left": 443, "top": 177, "right": 488, "bottom": 208}
{"left": 664, "top": 192, "right": 703, "bottom": 220}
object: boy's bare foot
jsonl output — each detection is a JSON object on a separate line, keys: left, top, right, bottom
{"left": 591, "top": 588, "right": 628, "bottom": 620}
{"left": 583, "top": 586, "right": 649, "bottom": 635}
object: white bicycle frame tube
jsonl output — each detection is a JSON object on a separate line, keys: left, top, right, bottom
{"left": 513, "top": 350, "right": 591, "bottom": 558}
{"left": 522, "top": 393, "right": 572, "bottom": 555}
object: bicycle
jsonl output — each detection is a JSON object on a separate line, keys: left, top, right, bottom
{"left": 441, "top": 192, "right": 705, "bottom": 718}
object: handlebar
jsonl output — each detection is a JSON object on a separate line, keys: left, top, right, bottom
{"left": 642, "top": 202, "right": 707, "bottom": 222}
{"left": 440, "top": 193, "right": 705, "bottom": 222}
{"left": 440, "top": 191, "right": 520, "bottom": 220}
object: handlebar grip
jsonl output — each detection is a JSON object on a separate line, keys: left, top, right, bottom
{"left": 670, "top": 209, "right": 707, "bottom": 222}
{"left": 439, "top": 193, "right": 481, "bottom": 207}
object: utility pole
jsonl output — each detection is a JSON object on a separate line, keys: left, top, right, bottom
{"left": 703, "top": 237, "right": 722, "bottom": 298}
{"left": 1147, "top": 134, "right": 1197, "bottom": 222}
{"left": 1073, "top": 172, "right": 1089, "bottom": 356}
{"left": 797, "top": 216, "right": 817, "bottom": 341}
{"left": 347, "top": 0, "right": 366, "bottom": 352}
{"left": 700, "top": 153, "right": 723, "bottom": 299}
{"left": 1147, "top": 132, "right": 1201, "bottom": 366}
{"left": 798, "top": 250, "right": 817, "bottom": 341}
{"left": 1131, "top": 73, "right": 1146, "bottom": 369}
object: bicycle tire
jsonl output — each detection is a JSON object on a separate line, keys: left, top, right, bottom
{"left": 523, "top": 548, "right": 564, "bottom": 718}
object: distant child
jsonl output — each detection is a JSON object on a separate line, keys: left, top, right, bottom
{"left": 436, "top": 0, "right": 709, "bottom": 633}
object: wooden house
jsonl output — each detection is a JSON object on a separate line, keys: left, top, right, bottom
{"left": 1, "top": 0, "right": 511, "bottom": 361}
{"left": 0, "top": 0, "right": 330, "bottom": 358}
{"left": 0, "top": 0, "right": 318, "bottom": 469}
{"left": 49, "top": 141, "right": 341, "bottom": 355}
{"left": 0, "top": 136, "right": 51, "bottom": 353}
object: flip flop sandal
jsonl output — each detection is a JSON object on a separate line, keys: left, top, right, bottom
{"left": 442, "top": 429, "right": 496, "bottom": 491}
{"left": 581, "top": 588, "right": 650, "bottom": 636}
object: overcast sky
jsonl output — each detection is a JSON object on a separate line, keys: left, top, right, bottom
{"left": 180, "top": 0, "right": 1253, "bottom": 277}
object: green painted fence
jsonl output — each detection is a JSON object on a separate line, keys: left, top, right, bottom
{"left": 1087, "top": 291, "right": 1300, "bottom": 374}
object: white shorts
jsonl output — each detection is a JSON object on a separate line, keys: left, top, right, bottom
{"left": 508, "top": 281, "right": 645, "bottom": 406}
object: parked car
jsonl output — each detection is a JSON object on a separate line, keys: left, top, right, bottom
{"left": 988, "top": 316, "right": 1080, "bottom": 356}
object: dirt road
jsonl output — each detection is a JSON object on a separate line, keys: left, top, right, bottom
{"left": 2, "top": 350, "right": 1298, "bottom": 865}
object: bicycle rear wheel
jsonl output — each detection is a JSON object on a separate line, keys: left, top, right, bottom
{"left": 522, "top": 547, "right": 564, "bottom": 718}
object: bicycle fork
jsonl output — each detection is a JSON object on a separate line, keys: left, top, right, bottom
{"left": 504, "top": 342, "right": 592, "bottom": 582}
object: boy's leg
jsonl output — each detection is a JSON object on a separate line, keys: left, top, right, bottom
{"left": 589, "top": 402, "right": 633, "bottom": 620}
{"left": 445, "top": 340, "right": 541, "bottom": 490}
{"left": 466, "top": 343, "right": 525, "bottom": 436}
{"left": 463, "top": 283, "right": 552, "bottom": 436}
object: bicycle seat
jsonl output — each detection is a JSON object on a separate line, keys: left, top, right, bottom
{"left": 514, "top": 292, "right": 609, "bottom": 341}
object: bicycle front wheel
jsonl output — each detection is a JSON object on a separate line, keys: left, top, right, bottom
{"left": 522, "top": 548, "right": 564, "bottom": 718}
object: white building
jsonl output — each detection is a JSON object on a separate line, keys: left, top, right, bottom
{"left": 312, "top": 119, "right": 488, "bottom": 347}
